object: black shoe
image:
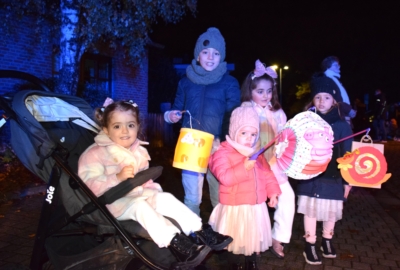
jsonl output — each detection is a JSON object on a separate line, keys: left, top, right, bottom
{"left": 231, "top": 262, "right": 244, "bottom": 270}
{"left": 321, "top": 237, "right": 336, "bottom": 258}
{"left": 169, "top": 233, "right": 211, "bottom": 269}
{"left": 303, "top": 242, "right": 322, "bottom": 265}
{"left": 244, "top": 259, "right": 258, "bottom": 270}
{"left": 194, "top": 224, "right": 233, "bottom": 251}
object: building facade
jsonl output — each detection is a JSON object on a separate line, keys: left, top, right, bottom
{"left": 0, "top": 13, "right": 149, "bottom": 143}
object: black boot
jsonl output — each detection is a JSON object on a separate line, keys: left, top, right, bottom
{"left": 231, "top": 262, "right": 244, "bottom": 270}
{"left": 303, "top": 242, "right": 322, "bottom": 265}
{"left": 244, "top": 254, "right": 258, "bottom": 270}
{"left": 193, "top": 224, "right": 233, "bottom": 251}
{"left": 169, "top": 233, "right": 211, "bottom": 269}
{"left": 321, "top": 237, "right": 336, "bottom": 258}
{"left": 230, "top": 254, "right": 244, "bottom": 270}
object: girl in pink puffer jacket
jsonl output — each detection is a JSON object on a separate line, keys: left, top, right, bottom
{"left": 208, "top": 105, "right": 281, "bottom": 269}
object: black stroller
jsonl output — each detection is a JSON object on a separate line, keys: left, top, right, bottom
{"left": 0, "top": 70, "right": 201, "bottom": 270}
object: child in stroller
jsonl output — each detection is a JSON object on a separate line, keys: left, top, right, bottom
{"left": 78, "top": 98, "right": 233, "bottom": 268}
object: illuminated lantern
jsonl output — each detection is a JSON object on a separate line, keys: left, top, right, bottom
{"left": 173, "top": 128, "right": 214, "bottom": 173}
{"left": 274, "top": 111, "right": 334, "bottom": 179}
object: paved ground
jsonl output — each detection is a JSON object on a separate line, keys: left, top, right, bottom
{"left": 1, "top": 141, "right": 400, "bottom": 270}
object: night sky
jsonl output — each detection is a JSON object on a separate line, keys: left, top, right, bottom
{"left": 150, "top": 1, "right": 400, "bottom": 104}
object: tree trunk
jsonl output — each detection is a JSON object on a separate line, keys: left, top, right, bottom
{"left": 58, "top": 0, "right": 84, "bottom": 95}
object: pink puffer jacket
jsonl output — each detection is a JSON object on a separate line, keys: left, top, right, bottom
{"left": 209, "top": 141, "right": 281, "bottom": 206}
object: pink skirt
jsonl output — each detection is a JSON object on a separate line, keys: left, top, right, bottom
{"left": 208, "top": 203, "right": 272, "bottom": 256}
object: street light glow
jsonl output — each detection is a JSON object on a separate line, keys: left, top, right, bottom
{"left": 271, "top": 64, "right": 289, "bottom": 105}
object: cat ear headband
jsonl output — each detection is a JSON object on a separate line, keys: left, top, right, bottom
{"left": 251, "top": 59, "right": 278, "bottom": 81}
{"left": 101, "top": 97, "right": 138, "bottom": 111}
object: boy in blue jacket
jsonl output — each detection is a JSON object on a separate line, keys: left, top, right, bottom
{"left": 164, "top": 27, "right": 240, "bottom": 215}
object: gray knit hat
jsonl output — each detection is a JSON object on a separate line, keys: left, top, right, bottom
{"left": 310, "top": 74, "right": 342, "bottom": 102}
{"left": 194, "top": 27, "right": 226, "bottom": 62}
{"left": 229, "top": 106, "right": 259, "bottom": 142}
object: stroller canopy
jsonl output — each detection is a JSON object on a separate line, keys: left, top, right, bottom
{"left": 9, "top": 90, "right": 99, "bottom": 182}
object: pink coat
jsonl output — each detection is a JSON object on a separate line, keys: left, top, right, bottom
{"left": 78, "top": 132, "right": 162, "bottom": 217}
{"left": 209, "top": 141, "right": 281, "bottom": 206}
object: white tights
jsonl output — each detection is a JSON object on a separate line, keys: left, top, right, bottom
{"left": 303, "top": 214, "right": 336, "bottom": 244}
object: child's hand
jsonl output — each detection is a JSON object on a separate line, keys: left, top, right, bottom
{"left": 344, "top": 185, "right": 352, "bottom": 199}
{"left": 168, "top": 110, "right": 182, "bottom": 123}
{"left": 244, "top": 158, "right": 256, "bottom": 170}
{"left": 211, "top": 138, "right": 221, "bottom": 154}
{"left": 116, "top": 165, "right": 135, "bottom": 181}
{"left": 267, "top": 194, "right": 278, "bottom": 207}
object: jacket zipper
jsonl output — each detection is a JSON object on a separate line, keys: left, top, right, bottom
{"left": 199, "top": 85, "right": 206, "bottom": 128}
{"left": 253, "top": 167, "right": 258, "bottom": 204}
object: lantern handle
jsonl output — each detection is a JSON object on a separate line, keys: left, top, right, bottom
{"left": 333, "top": 128, "right": 370, "bottom": 144}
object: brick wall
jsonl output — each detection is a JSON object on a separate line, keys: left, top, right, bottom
{"left": 111, "top": 48, "right": 149, "bottom": 138}
{"left": 0, "top": 14, "right": 53, "bottom": 94}
{"left": 112, "top": 48, "right": 149, "bottom": 119}
{"left": 0, "top": 13, "right": 149, "bottom": 143}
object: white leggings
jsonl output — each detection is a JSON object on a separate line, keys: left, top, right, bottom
{"left": 118, "top": 192, "right": 202, "bottom": 248}
{"left": 271, "top": 181, "right": 295, "bottom": 243}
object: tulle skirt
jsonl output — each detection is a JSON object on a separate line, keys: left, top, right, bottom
{"left": 208, "top": 203, "right": 272, "bottom": 256}
{"left": 297, "top": 195, "right": 343, "bottom": 222}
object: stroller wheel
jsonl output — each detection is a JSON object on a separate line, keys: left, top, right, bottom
{"left": 42, "top": 261, "right": 55, "bottom": 270}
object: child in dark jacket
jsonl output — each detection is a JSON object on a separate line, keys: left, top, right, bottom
{"left": 298, "top": 75, "right": 353, "bottom": 265}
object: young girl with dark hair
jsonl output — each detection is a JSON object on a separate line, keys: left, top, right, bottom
{"left": 78, "top": 98, "right": 232, "bottom": 268}
{"left": 240, "top": 60, "right": 295, "bottom": 259}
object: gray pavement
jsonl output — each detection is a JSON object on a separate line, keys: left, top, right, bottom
{"left": 1, "top": 142, "right": 400, "bottom": 269}
{"left": 0, "top": 193, "right": 42, "bottom": 270}
{"left": 1, "top": 183, "right": 399, "bottom": 270}
{"left": 203, "top": 185, "right": 400, "bottom": 270}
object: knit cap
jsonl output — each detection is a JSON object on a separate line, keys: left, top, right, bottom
{"left": 194, "top": 27, "right": 226, "bottom": 62}
{"left": 310, "top": 74, "right": 341, "bottom": 101}
{"left": 229, "top": 106, "right": 260, "bottom": 142}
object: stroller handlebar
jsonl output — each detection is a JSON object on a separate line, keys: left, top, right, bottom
{"left": 98, "top": 166, "right": 163, "bottom": 205}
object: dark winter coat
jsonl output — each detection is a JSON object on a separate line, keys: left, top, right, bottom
{"left": 296, "top": 107, "right": 353, "bottom": 201}
{"left": 171, "top": 73, "right": 240, "bottom": 139}
{"left": 372, "top": 93, "right": 388, "bottom": 120}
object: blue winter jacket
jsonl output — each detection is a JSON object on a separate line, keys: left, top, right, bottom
{"left": 171, "top": 72, "right": 240, "bottom": 139}
{"left": 296, "top": 108, "right": 353, "bottom": 201}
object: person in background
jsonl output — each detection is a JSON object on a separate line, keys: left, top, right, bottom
{"left": 372, "top": 89, "right": 388, "bottom": 142}
{"left": 387, "top": 118, "right": 398, "bottom": 141}
{"left": 164, "top": 27, "right": 241, "bottom": 216}
{"left": 321, "top": 56, "right": 356, "bottom": 127}
{"left": 394, "top": 102, "right": 400, "bottom": 141}
{"left": 352, "top": 98, "right": 368, "bottom": 132}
